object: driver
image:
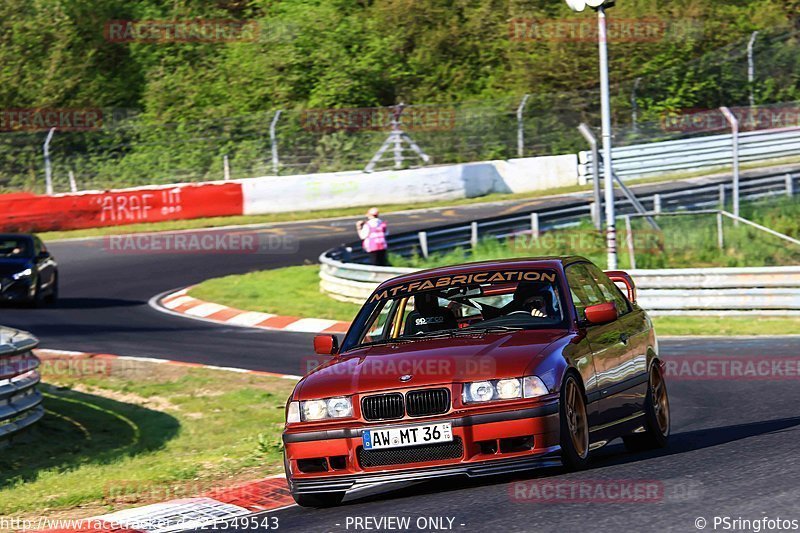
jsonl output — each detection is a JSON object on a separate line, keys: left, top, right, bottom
{"left": 502, "top": 282, "right": 558, "bottom": 319}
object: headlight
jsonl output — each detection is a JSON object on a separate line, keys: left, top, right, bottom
{"left": 467, "top": 381, "right": 494, "bottom": 402}
{"left": 326, "top": 397, "right": 353, "bottom": 418}
{"left": 295, "top": 397, "right": 353, "bottom": 422}
{"left": 463, "top": 376, "right": 549, "bottom": 403}
{"left": 496, "top": 378, "right": 522, "bottom": 399}
{"left": 12, "top": 268, "right": 32, "bottom": 280}
{"left": 302, "top": 400, "right": 328, "bottom": 421}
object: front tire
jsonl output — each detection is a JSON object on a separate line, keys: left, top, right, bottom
{"left": 292, "top": 491, "right": 346, "bottom": 508}
{"left": 44, "top": 274, "right": 58, "bottom": 304}
{"left": 560, "top": 374, "right": 590, "bottom": 470}
{"left": 25, "top": 279, "right": 41, "bottom": 308}
{"left": 623, "top": 362, "right": 670, "bottom": 452}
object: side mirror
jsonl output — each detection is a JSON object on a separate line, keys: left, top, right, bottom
{"left": 604, "top": 270, "right": 636, "bottom": 303}
{"left": 584, "top": 302, "right": 618, "bottom": 325}
{"left": 37, "top": 251, "right": 50, "bottom": 260}
{"left": 313, "top": 334, "right": 339, "bottom": 356}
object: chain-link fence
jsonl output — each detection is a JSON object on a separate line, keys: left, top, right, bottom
{"left": 0, "top": 28, "right": 797, "bottom": 194}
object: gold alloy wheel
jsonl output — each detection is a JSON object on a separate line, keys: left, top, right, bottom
{"left": 565, "top": 378, "right": 589, "bottom": 459}
{"left": 651, "top": 366, "right": 670, "bottom": 436}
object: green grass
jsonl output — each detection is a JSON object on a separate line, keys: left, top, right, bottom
{"left": 189, "top": 264, "right": 362, "bottom": 322}
{"left": 651, "top": 316, "right": 800, "bottom": 336}
{"left": 1, "top": 354, "right": 295, "bottom": 519}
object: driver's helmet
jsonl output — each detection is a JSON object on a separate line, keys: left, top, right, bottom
{"left": 512, "top": 282, "right": 560, "bottom": 317}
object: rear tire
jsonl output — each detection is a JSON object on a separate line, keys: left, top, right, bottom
{"left": 560, "top": 374, "right": 590, "bottom": 471}
{"left": 292, "top": 491, "right": 346, "bottom": 508}
{"left": 623, "top": 362, "right": 670, "bottom": 452}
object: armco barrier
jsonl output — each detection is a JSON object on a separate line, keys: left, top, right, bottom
{"left": 319, "top": 254, "right": 800, "bottom": 315}
{"left": 579, "top": 127, "right": 800, "bottom": 183}
{"left": 0, "top": 326, "right": 44, "bottom": 440}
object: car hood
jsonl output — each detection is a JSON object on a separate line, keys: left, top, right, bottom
{"left": 0, "top": 259, "right": 33, "bottom": 278}
{"left": 295, "top": 329, "right": 569, "bottom": 400}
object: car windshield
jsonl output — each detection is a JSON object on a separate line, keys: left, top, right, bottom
{"left": 0, "top": 238, "right": 30, "bottom": 259}
{"left": 343, "top": 268, "right": 567, "bottom": 351}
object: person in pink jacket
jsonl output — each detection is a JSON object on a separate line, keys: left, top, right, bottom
{"left": 356, "top": 207, "right": 389, "bottom": 266}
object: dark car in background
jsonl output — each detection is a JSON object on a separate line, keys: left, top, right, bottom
{"left": 0, "top": 234, "right": 58, "bottom": 305}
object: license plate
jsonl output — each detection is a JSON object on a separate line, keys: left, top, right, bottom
{"left": 362, "top": 422, "right": 452, "bottom": 450}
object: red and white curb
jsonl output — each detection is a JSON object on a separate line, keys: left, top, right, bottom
{"left": 34, "top": 350, "right": 300, "bottom": 532}
{"left": 150, "top": 288, "right": 350, "bottom": 335}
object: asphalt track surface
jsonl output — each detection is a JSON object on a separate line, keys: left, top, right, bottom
{"left": 1, "top": 175, "right": 799, "bottom": 532}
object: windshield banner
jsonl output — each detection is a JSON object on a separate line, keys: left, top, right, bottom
{"left": 370, "top": 270, "right": 557, "bottom": 303}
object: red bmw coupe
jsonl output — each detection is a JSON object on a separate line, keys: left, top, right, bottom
{"left": 283, "top": 257, "right": 670, "bottom": 507}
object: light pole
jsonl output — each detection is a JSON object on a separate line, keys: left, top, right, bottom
{"left": 565, "top": 0, "right": 617, "bottom": 269}
{"left": 747, "top": 31, "right": 759, "bottom": 108}
{"left": 43, "top": 127, "right": 56, "bottom": 195}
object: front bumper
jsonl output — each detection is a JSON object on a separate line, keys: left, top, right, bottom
{"left": 284, "top": 401, "right": 561, "bottom": 495}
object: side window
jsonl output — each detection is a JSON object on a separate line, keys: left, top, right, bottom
{"left": 584, "top": 264, "right": 632, "bottom": 315}
{"left": 32, "top": 238, "right": 42, "bottom": 256}
{"left": 565, "top": 264, "right": 604, "bottom": 320}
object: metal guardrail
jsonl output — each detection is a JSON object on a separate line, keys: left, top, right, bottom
{"left": 579, "top": 127, "right": 800, "bottom": 182}
{"left": 320, "top": 169, "right": 800, "bottom": 315}
{"left": 0, "top": 327, "right": 44, "bottom": 440}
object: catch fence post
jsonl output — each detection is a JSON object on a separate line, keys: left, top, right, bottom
{"left": 624, "top": 215, "right": 636, "bottom": 269}
{"left": 418, "top": 231, "right": 429, "bottom": 259}
{"left": 530, "top": 213, "right": 540, "bottom": 239}
{"left": 470, "top": 222, "right": 479, "bottom": 249}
